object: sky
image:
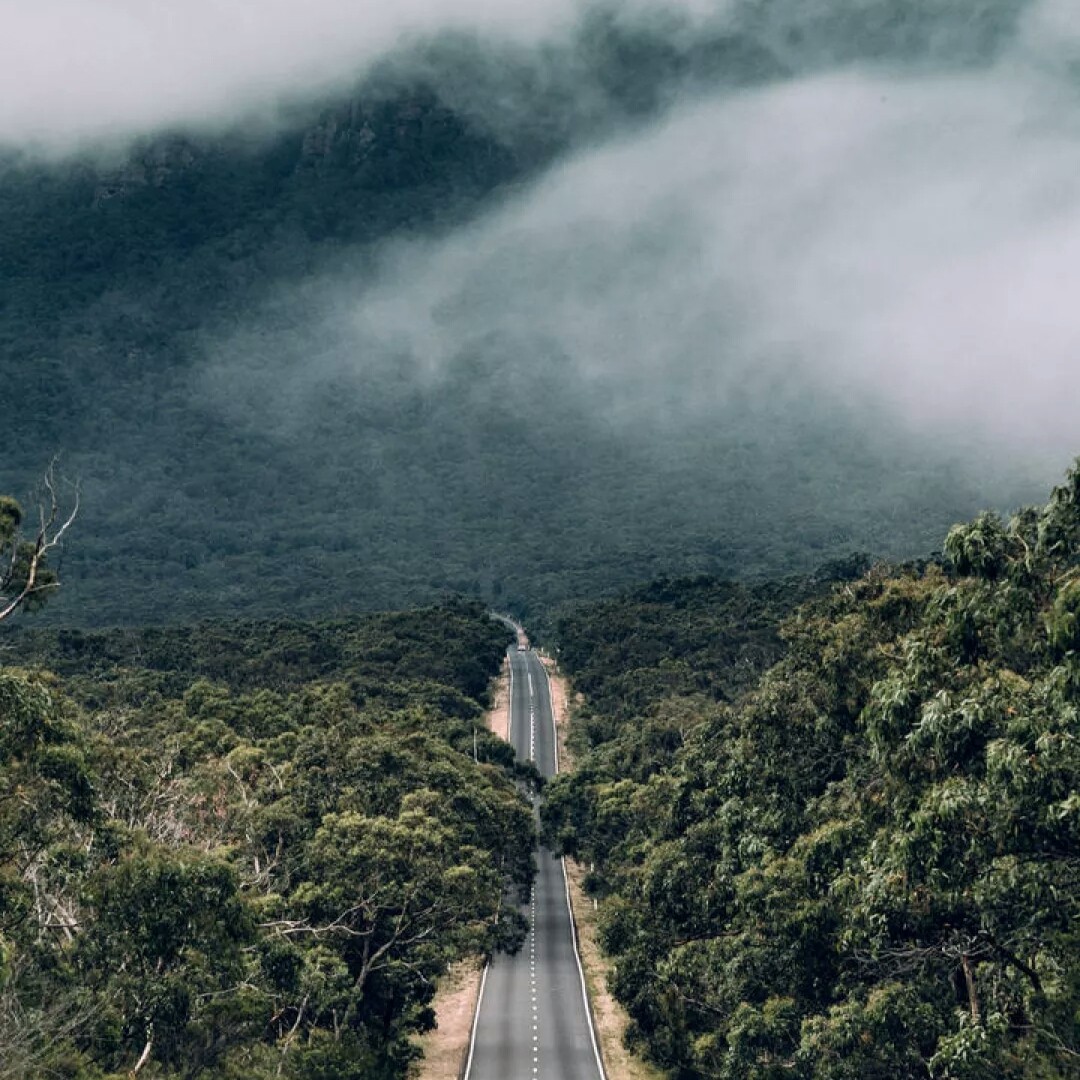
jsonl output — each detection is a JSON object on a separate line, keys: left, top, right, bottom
{"left": 6, "top": 0, "right": 1080, "bottom": 470}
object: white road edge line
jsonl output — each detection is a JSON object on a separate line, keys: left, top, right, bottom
{"left": 538, "top": 656, "right": 560, "bottom": 777}
{"left": 507, "top": 650, "right": 515, "bottom": 744}
{"left": 560, "top": 858, "right": 607, "bottom": 1080}
{"left": 538, "top": 655, "right": 607, "bottom": 1080}
{"left": 462, "top": 961, "right": 490, "bottom": 1080}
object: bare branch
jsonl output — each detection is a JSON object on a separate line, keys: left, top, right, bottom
{"left": 0, "top": 462, "right": 79, "bottom": 624}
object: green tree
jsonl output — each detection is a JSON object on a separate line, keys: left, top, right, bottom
{"left": 545, "top": 468, "right": 1080, "bottom": 1078}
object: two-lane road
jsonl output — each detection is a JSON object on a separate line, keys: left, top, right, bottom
{"left": 465, "top": 647, "right": 606, "bottom": 1080}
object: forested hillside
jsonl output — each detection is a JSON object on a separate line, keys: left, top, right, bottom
{"left": 0, "top": 3, "right": 1044, "bottom": 626}
{"left": 0, "top": 600, "right": 531, "bottom": 1079}
{"left": 544, "top": 467, "right": 1080, "bottom": 1078}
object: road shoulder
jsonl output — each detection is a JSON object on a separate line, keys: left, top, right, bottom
{"left": 410, "top": 959, "right": 483, "bottom": 1080}
{"left": 486, "top": 653, "right": 510, "bottom": 742}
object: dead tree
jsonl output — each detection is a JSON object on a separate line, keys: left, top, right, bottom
{"left": 0, "top": 462, "right": 79, "bottom": 624}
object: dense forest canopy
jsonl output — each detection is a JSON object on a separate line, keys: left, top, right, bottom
{"left": 0, "top": 601, "right": 530, "bottom": 1079}
{"left": 0, "top": 0, "right": 1061, "bottom": 626}
{"left": 543, "top": 465, "right": 1080, "bottom": 1078}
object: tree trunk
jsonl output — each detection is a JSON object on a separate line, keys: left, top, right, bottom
{"left": 961, "top": 954, "right": 981, "bottom": 1025}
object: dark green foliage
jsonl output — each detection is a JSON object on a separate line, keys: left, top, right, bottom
{"left": 0, "top": 601, "right": 528, "bottom": 1079}
{"left": 0, "top": 30, "right": 1037, "bottom": 628}
{"left": 543, "top": 466, "right": 1080, "bottom": 1079}
{"left": 9, "top": 599, "right": 507, "bottom": 696}
{"left": 552, "top": 570, "right": 848, "bottom": 720}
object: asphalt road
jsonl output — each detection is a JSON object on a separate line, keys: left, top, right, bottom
{"left": 465, "top": 647, "right": 606, "bottom": 1080}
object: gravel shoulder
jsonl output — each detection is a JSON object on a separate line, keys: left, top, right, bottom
{"left": 410, "top": 960, "right": 483, "bottom": 1080}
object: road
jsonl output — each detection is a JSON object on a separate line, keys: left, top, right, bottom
{"left": 465, "top": 647, "right": 606, "bottom": 1080}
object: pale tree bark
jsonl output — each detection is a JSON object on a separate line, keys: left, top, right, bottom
{"left": 961, "top": 953, "right": 981, "bottom": 1025}
{"left": 129, "top": 1024, "right": 153, "bottom": 1076}
{"left": 0, "top": 462, "right": 79, "bottom": 624}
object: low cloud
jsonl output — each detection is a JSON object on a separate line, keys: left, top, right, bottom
{"left": 0, "top": 0, "right": 586, "bottom": 150}
{"left": 0, "top": 0, "right": 739, "bottom": 152}
{"left": 251, "top": 0, "right": 1079, "bottom": 468}
{"left": 14, "top": 0, "right": 1079, "bottom": 472}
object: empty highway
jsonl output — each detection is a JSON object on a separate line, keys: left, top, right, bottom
{"left": 465, "top": 646, "right": 606, "bottom": 1080}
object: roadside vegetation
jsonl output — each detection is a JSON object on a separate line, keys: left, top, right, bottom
{"left": 543, "top": 466, "right": 1080, "bottom": 1078}
{"left": 0, "top": 593, "right": 532, "bottom": 1079}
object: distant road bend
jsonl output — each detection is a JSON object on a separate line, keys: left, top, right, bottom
{"left": 465, "top": 644, "right": 606, "bottom": 1080}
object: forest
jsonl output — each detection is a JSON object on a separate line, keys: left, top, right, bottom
{"left": 0, "top": 596, "right": 530, "bottom": 1079}
{"left": 543, "top": 467, "right": 1080, "bottom": 1078}
{"left": 3, "top": 461, "right": 1080, "bottom": 1079}
{"left": 0, "top": 3, "right": 1042, "bottom": 627}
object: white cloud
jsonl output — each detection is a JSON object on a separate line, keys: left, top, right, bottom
{"left": 11, "top": 0, "right": 1080, "bottom": 466}
{"left": 312, "top": 13, "right": 1080, "bottom": 460}
{"left": 0, "top": 0, "right": 586, "bottom": 148}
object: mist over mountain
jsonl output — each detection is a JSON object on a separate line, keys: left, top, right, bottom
{"left": 2, "top": 0, "right": 1073, "bottom": 624}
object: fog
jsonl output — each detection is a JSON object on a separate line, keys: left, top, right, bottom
{"left": 12, "top": 0, "right": 1061, "bottom": 469}
{"left": 0, "top": 0, "right": 736, "bottom": 151}
{"left": 0, "top": 0, "right": 548, "bottom": 147}
{"left": 9, "top": 0, "right": 1080, "bottom": 620}
{"left": 201, "top": 0, "right": 1080, "bottom": 470}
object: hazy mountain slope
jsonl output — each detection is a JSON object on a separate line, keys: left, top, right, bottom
{"left": 0, "top": 3, "right": 1055, "bottom": 625}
